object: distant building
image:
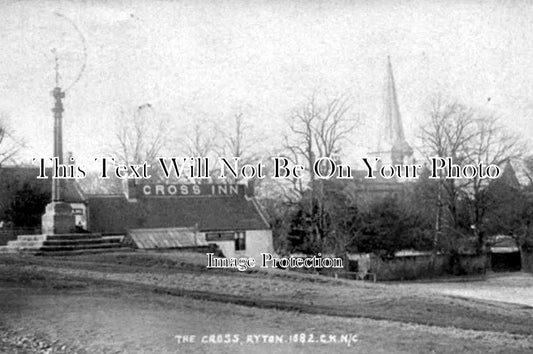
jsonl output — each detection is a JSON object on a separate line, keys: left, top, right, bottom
{"left": 350, "top": 57, "right": 414, "bottom": 204}
{"left": 368, "top": 56, "right": 414, "bottom": 166}
{"left": 485, "top": 160, "right": 530, "bottom": 272}
{"left": 487, "top": 235, "right": 521, "bottom": 272}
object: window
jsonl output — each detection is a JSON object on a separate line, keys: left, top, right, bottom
{"left": 205, "top": 231, "right": 246, "bottom": 251}
{"left": 72, "top": 208, "right": 84, "bottom": 215}
{"left": 235, "top": 232, "right": 246, "bottom": 251}
{"left": 206, "top": 232, "right": 234, "bottom": 241}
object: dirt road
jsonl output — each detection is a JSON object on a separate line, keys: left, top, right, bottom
{"left": 394, "top": 273, "right": 533, "bottom": 307}
{"left": 0, "top": 252, "right": 531, "bottom": 353}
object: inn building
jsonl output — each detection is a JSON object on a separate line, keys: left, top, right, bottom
{"left": 86, "top": 181, "right": 274, "bottom": 262}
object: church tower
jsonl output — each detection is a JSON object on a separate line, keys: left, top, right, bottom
{"left": 374, "top": 56, "right": 413, "bottom": 165}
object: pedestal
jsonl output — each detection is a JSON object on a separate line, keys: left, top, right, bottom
{"left": 41, "top": 202, "right": 76, "bottom": 235}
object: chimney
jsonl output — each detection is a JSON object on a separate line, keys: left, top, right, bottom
{"left": 124, "top": 180, "right": 136, "bottom": 199}
{"left": 246, "top": 179, "right": 255, "bottom": 197}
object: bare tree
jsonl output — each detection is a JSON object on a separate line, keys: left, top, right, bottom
{"left": 215, "top": 112, "right": 261, "bottom": 183}
{"left": 419, "top": 98, "right": 477, "bottom": 248}
{"left": 114, "top": 104, "right": 168, "bottom": 167}
{"left": 222, "top": 113, "right": 248, "bottom": 159}
{"left": 0, "top": 112, "right": 26, "bottom": 166}
{"left": 284, "top": 93, "right": 357, "bottom": 199}
{"left": 107, "top": 103, "right": 170, "bottom": 192}
{"left": 419, "top": 96, "right": 524, "bottom": 252}
{"left": 463, "top": 116, "right": 524, "bottom": 251}
{"left": 180, "top": 119, "right": 219, "bottom": 184}
{"left": 282, "top": 93, "right": 359, "bottom": 252}
{"left": 184, "top": 122, "right": 215, "bottom": 158}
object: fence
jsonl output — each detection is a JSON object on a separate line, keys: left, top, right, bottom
{"left": 371, "top": 253, "right": 487, "bottom": 281}
{"left": 285, "top": 252, "right": 487, "bottom": 281}
{"left": 330, "top": 271, "right": 377, "bottom": 282}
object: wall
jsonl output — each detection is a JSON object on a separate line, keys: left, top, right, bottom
{"left": 0, "top": 227, "right": 40, "bottom": 245}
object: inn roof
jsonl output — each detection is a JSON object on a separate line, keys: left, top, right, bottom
{"left": 86, "top": 192, "right": 270, "bottom": 234}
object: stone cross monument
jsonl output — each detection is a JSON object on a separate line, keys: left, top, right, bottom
{"left": 41, "top": 85, "right": 76, "bottom": 234}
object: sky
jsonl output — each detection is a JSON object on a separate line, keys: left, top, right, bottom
{"left": 0, "top": 0, "right": 532, "bottom": 168}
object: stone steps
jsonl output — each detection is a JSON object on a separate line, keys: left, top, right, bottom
{"left": 16, "top": 235, "right": 47, "bottom": 242}
{"left": 9, "top": 239, "right": 120, "bottom": 249}
{"left": 0, "top": 245, "right": 17, "bottom": 254}
{"left": 9, "top": 238, "right": 108, "bottom": 247}
{"left": 1, "top": 233, "right": 126, "bottom": 255}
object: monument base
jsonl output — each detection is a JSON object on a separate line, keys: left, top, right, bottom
{"left": 0, "top": 233, "right": 125, "bottom": 255}
{"left": 41, "top": 202, "right": 76, "bottom": 235}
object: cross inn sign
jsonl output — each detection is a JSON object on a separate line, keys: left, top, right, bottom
{"left": 136, "top": 183, "right": 245, "bottom": 197}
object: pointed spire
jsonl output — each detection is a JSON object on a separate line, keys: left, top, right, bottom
{"left": 377, "top": 56, "right": 412, "bottom": 164}
{"left": 384, "top": 56, "right": 405, "bottom": 144}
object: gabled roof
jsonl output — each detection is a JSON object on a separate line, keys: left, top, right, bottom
{"left": 87, "top": 192, "right": 270, "bottom": 234}
{"left": 487, "top": 235, "right": 518, "bottom": 248}
{"left": 127, "top": 227, "right": 208, "bottom": 249}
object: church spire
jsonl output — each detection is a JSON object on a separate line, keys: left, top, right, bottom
{"left": 377, "top": 56, "right": 413, "bottom": 165}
